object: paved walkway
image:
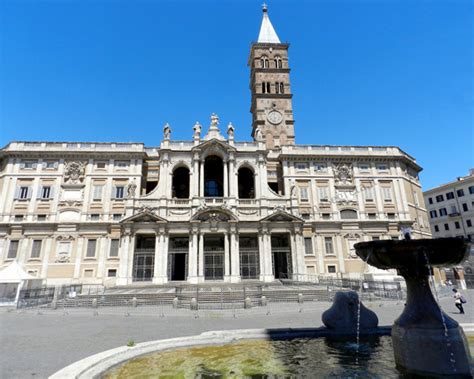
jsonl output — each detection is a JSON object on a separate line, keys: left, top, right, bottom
{"left": 1, "top": 292, "right": 472, "bottom": 379}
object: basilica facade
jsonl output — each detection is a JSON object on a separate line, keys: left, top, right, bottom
{"left": 0, "top": 7, "right": 430, "bottom": 286}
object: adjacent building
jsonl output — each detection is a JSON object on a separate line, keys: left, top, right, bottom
{"left": 424, "top": 169, "right": 474, "bottom": 241}
{"left": 0, "top": 6, "right": 430, "bottom": 287}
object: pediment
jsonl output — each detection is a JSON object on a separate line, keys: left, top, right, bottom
{"left": 191, "top": 207, "right": 238, "bottom": 222}
{"left": 121, "top": 210, "right": 168, "bottom": 224}
{"left": 260, "top": 210, "right": 304, "bottom": 223}
{"left": 193, "top": 138, "right": 236, "bottom": 154}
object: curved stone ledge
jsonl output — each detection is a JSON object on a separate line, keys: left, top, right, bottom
{"left": 49, "top": 326, "right": 392, "bottom": 379}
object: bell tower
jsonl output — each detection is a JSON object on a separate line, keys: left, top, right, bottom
{"left": 249, "top": 4, "right": 295, "bottom": 149}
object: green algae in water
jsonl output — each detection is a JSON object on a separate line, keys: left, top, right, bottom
{"left": 102, "top": 336, "right": 408, "bottom": 378}
{"left": 103, "top": 340, "right": 287, "bottom": 379}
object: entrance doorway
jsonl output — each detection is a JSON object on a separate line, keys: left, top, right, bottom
{"left": 204, "top": 235, "right": 224, "bottom": 280}
{"left": 271, "top": 234, "right": 292, "bottom": 279}
{"left": 168, "top": 236, "right": 189, "bottom": 281}
{"left": 133, "top": 235, "right": 155, "bottom": 282}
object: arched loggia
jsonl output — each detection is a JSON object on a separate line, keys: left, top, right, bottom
{"left": 172, "top": 167, "right": 190, "bottom": 199}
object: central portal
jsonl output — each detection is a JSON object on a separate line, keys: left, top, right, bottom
{"left": 204, "top": 235, "right": 224, "bottom": 280}
{"left": 168, "top": 236, "right": 189, "bottom": 281}
{"left": 271, "top": 234, "right": 292, "bottom": 279}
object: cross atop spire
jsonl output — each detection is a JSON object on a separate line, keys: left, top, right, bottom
{"left": 257, "top": 4, "right": 281, "bottom": 43}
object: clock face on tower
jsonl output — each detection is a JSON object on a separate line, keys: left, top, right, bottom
{"left": 267, "top": 110, "right": 283, "bottom": 125}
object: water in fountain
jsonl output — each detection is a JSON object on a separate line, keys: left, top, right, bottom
{"left": 355, "top": 252, "right": 371, "bottom": 366}
{"left": 422, "top": 250, "right": 457, "bottom": 373}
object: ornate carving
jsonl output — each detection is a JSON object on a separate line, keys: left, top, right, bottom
{"left": 58, "top": 200, "right": 83, "bottom": 208}
{"left": 334, "top": 163, "right": 353, "bottom": 185}
{"left": 238, "top": 209, "right": 258, "bottom": 216}
{"left": 63, "top": 161, "right": 85, "bottom": 184}
{"left": 193, "top": 122, "right": 202, "bottom": 138}
{"left": 55, "top": 234, "right": 75, "bottom": 240}
{"left": 169, "top": 209, "right": 191, "bottom": 216}
{"left": 126, "top": 182, "right": 137, "bottom": 199}
{"left": 136, "top": 205, "right": 155, "bottom": 214}
{"left": 55, "top": 252, "right": 70, "bottom": 263}
{"left": 227, "top": 122, "right": 234, "bottom": 138}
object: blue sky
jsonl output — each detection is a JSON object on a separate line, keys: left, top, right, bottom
{"left": 0, "top": 0, "right": 472, "bottom": 190}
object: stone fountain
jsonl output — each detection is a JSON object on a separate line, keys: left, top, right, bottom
{"left": 355, "top": 237, "right": 472, "bottom": 377}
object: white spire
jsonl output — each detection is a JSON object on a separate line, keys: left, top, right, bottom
{"left": 257, "top": 4, "right": 281, "bottom": 43}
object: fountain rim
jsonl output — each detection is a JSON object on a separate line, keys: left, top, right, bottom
{"left": 48, "top": 327, "right": 392, "bottom": 379}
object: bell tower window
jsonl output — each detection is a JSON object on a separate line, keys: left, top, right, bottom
{"left": 260, "top": 56, "right": 269, "bottom": 68}
{"left": 274, "top": 56, "right": 282, "bottom": 68}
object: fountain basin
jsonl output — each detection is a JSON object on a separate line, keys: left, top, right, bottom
{"left": 354, "top": 238, "right": 470, "bottom": 276}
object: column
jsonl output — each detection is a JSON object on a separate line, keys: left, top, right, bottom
{"left": 373, "top": 179, "right": 384, "bottom": 216}
{"left": 96, "top": 237, "right": 106, "bottom": 279}
{"left": 258, "top": 233, "right": 265, "bottom": 281}
{"left": 263, "top": 231, "right": 273, "bottom": 281}
{"left": 335, "top": 235, "right": 346, "bottom": 273}
{"left": 192, "top": 157, "right": 199, "bottom": 198}
{"left": 223, "top": 160, "right": 228, "bottom": 197}
{"left": 316, "top": 235, "right": 324, "bottom": 276}
{"left": 160, "top": 233, "right": 169, "bottom": 283}
{"left": 290, "top": 233, "right": 298, "bottom": 280}
{"left": 230, "top": 231, "right": 240, "bottom": 283}
{"left": 117, "top": 234, "right": 130, "bottom": 285}
{"left": 200, "top": 160, "right": 204, "bottom": 197}
{"left": 41, "top": 238, "right": 52, "bottom": 279}
{"left": 73, "top": 237, "right": 84, "bottom": 279}
{"left": 127, "top": 235, "right": 136, "bottom": 281}
{"left": 295, "top": 232, "right": 307, "bottom": 280}
{"left": 224, "top": 231, "right": 230, "bottom": 281}
{"left": 153, "top": 234, "right": 162, "bottom": 283}
{"left": 188, "top": 231, "right": 198, "bottom": 283}
{"left": 228, "top": 158, "right": 235, "bottom": 198}
{"left": 198, "top": 232, "right": 204, "bottom": 280}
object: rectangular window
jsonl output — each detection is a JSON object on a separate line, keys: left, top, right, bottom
{"left": 359, "top": 163, "right": 370, "bottom": 172}
{"left": 7, "top": 241, "right": 19, "bottom": 259}
{"left": 429, "top": 210, "right": 438, "bottom": 219}
{"left": 327, "top": 265, "right": 336, "bottom": 273}
{"left": 462, "top": 203, "right": 468, "bottom": 212}
{"left": 37, "top": 215, "right": 47, "bottom": 221}
{"left": 299, "top": 187, "right": 309, "bottom": 201}
{"left": 368, "top": 213, "right": 376, "bottom": 220}
{"left": 92, "top": 185, "right": 103, "bottom": 200}
{"left": 314, "top": 163, "right": 327, "bottom": 173}
{"left": 40, "top": 186, "right": 52, "bottom": 199}
{"left": 434, "top": 225, "right": 439, "bottom": 232}
{"left": 428, "top": 197, "right": 433, "bottom": 204}
{"left": 455, "top": 221, "right": 460, "bottom": 229}
{"left": 96, "top": 161, "right": 107, "bottom": 169}
{"left": 295, "top": 162, "right": 308, "bottom": 171}
{"left": 115, "top": 161, "right": 130, "bottom": 169}
{"left": 30, "top": 240, "right": 42, "bottom": 258}
{"left": 107, "top": 269, "right": 117, "bottom": 277}
{"left": 109, "top": 239, "right": 119, "bottom": 257}
{"left": 86, "top": 239, "right": 97, "bottom": 258}
{"left": 439, "top": 208, "right": 447, "bottom": 216}
{"left": 324, "top": 237, "right": 334, "bottom": 255}
{"left": 387, "top": 213, "right": 396, "bottom": 219}
{"left": 444, "top": 223, "right": 449, "bottom": 231}
{"left": 376, "top": 164, "right": 389, "bottom": 171}
{"left": 467, "top": 220, "right": 472, "bottom": 228}
{"left": 44, "top": 160, "right": 58, "bottom": 169}
{"left": 304, "top": 237, "right": 313, "bottom": 255}
{"left": 90, "top": 214, "right": 100, "bottom": 221}
{"left": 446, "top": 192, "right": 454, "bottom": 200}
{"left": 322, "top": 213, "right": 331, "bottom": 219}
{"left": 318, "top": 186, "right": 329, "bottom": 202}
{"left": 22, "top": 160, "right": 37, "bottom": 169}
{"left": 14, "top": 215, "right": 24, "bottom": 221}
{"left": 363, "top": 186, "right": 374, "bottom": 202}
{"left": 382, "top": 187, "right": 393, "bottom": 202}
{"left": 372, "top": 236, "right": 380, "bottom": 241}
{"left": 450, "top": 205, "right": 458, "bottom": 215}
{"left": 470, "top": 186, "right": 474, "bottom": 194}
{"left": 457, "top": 189, "right": 465, "bottom": 197}
{"left": 17, "top": 186, "right": 31, "bottom": 200}
{"left": 114, "top": 186, "right": 125, "bottom": 199}
{"left": 436, "top": 194, "right": 444, "bottom": 203}
{"left": 113, "top": 213, "right": 122, "bottom": 221}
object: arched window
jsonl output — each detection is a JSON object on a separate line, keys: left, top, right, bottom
{"left": 274, "top": 56, "right": 283, "bottom": 68}
{"left": 260, "top": 56, "right": 269, "bottom": 68}
{"left": 266, "top": 82, "right": 271, "bottom": 93}
{"left": 262, "top": 82, "right": 266, "bottom": 94}
{"left": 238, "top": 167, "right": 255, "bottom": 199}
{"left": 340, "top": 209, "right": 358, "bottom": 220}
{"left": 172, "top": 167, "right": 190, "bottom": 199}
{"left": 204, "top": 156, "right": 223, "bottom": 197}
{"left": 280, "top": 83, "right": 284, "bottom": 94}
{"left": 275, "top": 82, "right": 280, "bottom": 94}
